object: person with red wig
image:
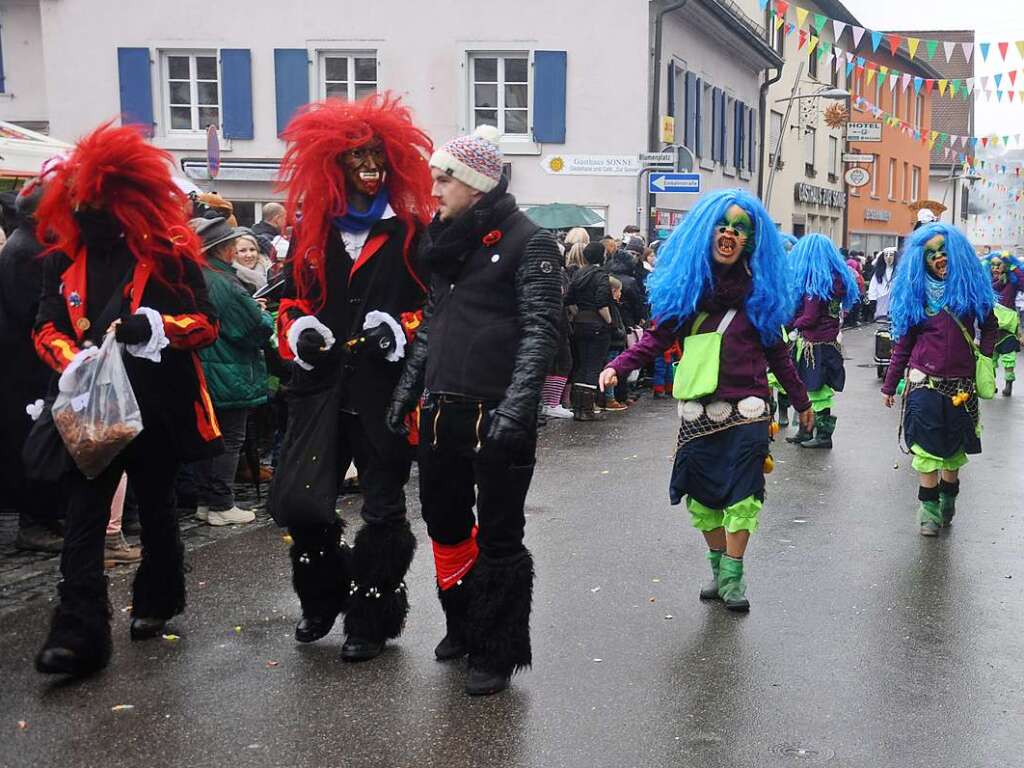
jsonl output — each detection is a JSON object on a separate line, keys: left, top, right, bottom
{"left": 268, "top": 93, "right": 431, "bottom": 662}
{"left": 31, "top": 123, "right": 222, "bottom": 677}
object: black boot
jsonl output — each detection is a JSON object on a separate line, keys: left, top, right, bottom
{"left": 36, "top": 578, "right": 112, "bottom": 677}
{"left": 777, "top": 394, "right": 790, "bottom": 428}
{"left": 290, "top": 521, "right": 351, "bottom": 643}
{"left": 435, "top": 579, "right": 471, "bottom": 661}
{"left": 130, "top": 532, "right": 186, "bottom": 638}
{"left": 938, "top": 479, "right": 960, "bottom": 527}
{"left": 464, "top": 550, "right": 534, "bottom": 695}
{"left": 342, "top": 519, "right": 416, "bottom": 662}
{"left": 573, "top": 385, "right": 605, "bottom": 422}
{"left": 1003, "top": 379, "right": 1014, "bottom": 397}
{"left": 786, "top": 421, "right": 814, "bottom": 444}
{"left": 800, "top": 410, "right": 835, "bottom": 449}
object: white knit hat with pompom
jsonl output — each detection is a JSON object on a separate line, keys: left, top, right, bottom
{"left": 429, "top": 124, "right": 504, "bottom": 193}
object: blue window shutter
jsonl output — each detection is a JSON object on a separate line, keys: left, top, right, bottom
{"left": 117, "top": 48, "right": 154, "bottom": 136}
{"left": 749, "top": 108, "right": 757, "bottom": 172}
{"left": 733, "top": 101, "right": 742, "bottom": 167}
{"left": 533, "top": 51, "right": 567, "bottom": 143}
{"left": 684, "top": 72, "right": 696, "bottom": 151}
{"left": 711, "top": 87, "right": 721, "bottom": 162}
{"left": 221, "top": 49, "right": 253, "bottom": 140}
{"left": 719, "top": 91, "right": 727, "bottom": 166}
{"left": 737, "top": 103, "right": 746, "bottom": 169}
{"left": 666, "top": 63, "right": 676, "bottom": 118}
{"left": 274, "top": 48, "right": 309, "bottom": 137}
{"left": 694, "top": 78, "right": 703, "bottom": 158}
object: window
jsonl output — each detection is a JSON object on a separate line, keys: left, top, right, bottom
{"left": 769, "top": 110, "right": 784, "bottom": 165}
{"left": 163, "top": 52, "right": 220, "bottom": 132}
{"left": 903, "top": 161, "right": 909, "bottom": 201}
{"left": 873, "top": 73, "right": 883, "bottom": 109}
{"left": 870, "top": 154, "right": 879, "bottom": 196}
{"left": 804, "top": 126, "right": 816, "bottom": 176}
{"left": 808, "top": 46, "right": 818, "bottom": 79}
{"left": 827, "top": 135, "right": 838, "bottom": 180}
{"left": 912, "top": 166, "right": 921, "bottom": 202}
{"left": 700, "top": 82, "right": 713, "bottom": 159}
{"left": 894, "top": 86, "right": 902, "bottom": 120}
{"left": 319, "top": 52, "right": 377, "bottom": 101}
{"left": 830, "top": 56, "right": 839, "bottom": 88}
{"left": 888, "top": 158, "right": 897, "bottom": 199}
{"left": 470, "top": 54, "right": 529, "bottom": 136}
{"left": 725, "top": 96, "right": 735, "bottom": 168}
{"left": 770, "top": 17, "right": 785, "bottom": 56}
{"left": 914, "top": 93, "right": 925, "bottom": 130}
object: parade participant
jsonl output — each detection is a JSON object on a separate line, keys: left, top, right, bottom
{"left": 882, "top": 223, "right": 997, "bottom": 537}
{"left": 785, "top": 234, "right": 860, "bottom": 449}
{"left": 31, "top": 123, "right": 222, "bottom": 676}
{"left": 867, "top": 247, "right": 898, "bottom": 320}
{"left": 386, "top": 125, "right": 562, "bottom": 695}
{"left": 986, "top": 251, "right": 1022, "bottom": 396}
{"left": 271, "top": 94, "right": 431, "bottom": 662}
{"left": 598, "top": 189, "right": 813, "bottom": 612}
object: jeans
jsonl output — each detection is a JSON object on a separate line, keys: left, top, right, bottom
{"left": 193, "top": 407, "right": 249, "bottom": 511}
{"left": 572, "top": 323, "right": 611, "bottom": 388}
{"left": 418, "top": 395, "right": 535, "bottom": 559}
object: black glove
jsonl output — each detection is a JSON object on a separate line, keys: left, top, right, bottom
{"left": 115, "top": 314, "right": 153, "bottom": 345}
{"left": 296, "top": 328, "right": 330, "bottom": 367}
{"left": 483, "top": 411, "right": 533, "bottom": 460}
{"left": 361, "top": 322, "right": 398, "bottom": 361}
{"left": 385, "top": 399, "right": 412, "bottom": 436}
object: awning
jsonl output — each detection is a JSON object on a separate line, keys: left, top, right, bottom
{"left": 0, "top": 122, "right": 70, "bottom": 178}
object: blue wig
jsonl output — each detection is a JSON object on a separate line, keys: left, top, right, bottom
{"left": 789, "top": 233, "right": 860, "bottom": 312}
{"left": 647, "top": 189, "right": 794, "bottom": 345}
{"left": 889, "top": 223, "right": 995, "bottom": 341}
{"left": 779, "top": 233, "right": 798, "bottom": 252}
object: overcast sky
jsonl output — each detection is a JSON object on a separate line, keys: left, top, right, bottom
{"left": 843, "top": 0, "right": 1024, "bottom": 140}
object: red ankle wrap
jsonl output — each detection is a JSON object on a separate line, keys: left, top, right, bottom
{"left": 432, "top": 527, "right": 479, "bottom": 591}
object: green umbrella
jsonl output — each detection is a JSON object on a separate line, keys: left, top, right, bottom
{"left": 523, "top": 203, "right": 605, "bottom": 229}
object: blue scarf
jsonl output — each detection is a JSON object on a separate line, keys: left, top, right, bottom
{"left": 333, "top": 190, "right": 390, "bottom": 234}
{"left": 925, "top": 273, "right": 946, "bottom": 316}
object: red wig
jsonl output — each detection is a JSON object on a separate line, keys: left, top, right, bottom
{"left": 276, "top": 92, "right": 434, "bottom": 306}
{"left": 35, "top": 122, "right": 202, "bottom": 285}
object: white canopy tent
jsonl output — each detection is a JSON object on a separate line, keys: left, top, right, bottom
{"left": 0, "top": 121, "right": 70, "bottom": 179}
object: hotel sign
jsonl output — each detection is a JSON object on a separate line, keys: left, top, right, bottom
{"left": 795, "top": 183, "right": 847, "bottom": 209}
{"left": 847, "top": 122, "right": 883, "bottom": 142}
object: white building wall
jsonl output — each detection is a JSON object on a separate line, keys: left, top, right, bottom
{"left": 0, "top": 0, "right": 48, "bottom": 125}
{"left": 26, "top": 0, "right": 651, "bottom": 233}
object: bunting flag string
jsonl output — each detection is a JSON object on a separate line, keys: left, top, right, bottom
{"left": 769, "top": 0, "right": 1023, "bottom": 64}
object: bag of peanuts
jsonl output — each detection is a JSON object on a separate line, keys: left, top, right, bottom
{"left": 52, "top": 333, "right": 143, "bottom": 479}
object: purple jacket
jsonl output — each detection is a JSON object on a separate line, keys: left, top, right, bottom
{"left": 882, "top": 310, "right": 998, "bottom": 395}
{"left": 994, "top": 277, "right": 1019, "bottom": 309}
{"left": 792, "top": 278, "right": 845, "bottom": 343}
{"left": 610, "top": 310, "right": 811, "bottom": 412}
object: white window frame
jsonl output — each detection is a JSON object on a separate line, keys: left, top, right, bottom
{"left": 912, "top": 165, "right": 921, "bottom": 202}
{"left": 870, "top": 154, "right": 879, "bottom": 197}
{"left": 888, "top": 158, "right": 897, "bottom": 200}
{"left": 467, "top": 51, "right": 531, "bottom": 140}
{"left": 700, "top": 81, "right": 713, "bottom": 161}
{"left": 769, "top": 110, "right": 783, "bottom": 165}
{"left": 724, "top": 95, "right": 735, "bottom": 173}
{"left": 317, "top": 50, "right": 379, "bottom": 101}
{"left": 804, "top": 126, "right": 816, "bottom": 175}
{"left": 160, "top": 49, "right": 221, "bottom": 135}
{"left": 903, "top": 161, "right": 909, "bottom": 202}
{"left": 874, "top": 74, "right": 883, "bottom": 109}
{"left": 827, "top": 135, "right": 838, "bottom": 179}
{"left": 914, "top": 92, "right": 925, "bottom": 130}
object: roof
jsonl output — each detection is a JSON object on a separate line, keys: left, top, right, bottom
{"left": 696, "top": 0, "right": 784, "bottom": 69}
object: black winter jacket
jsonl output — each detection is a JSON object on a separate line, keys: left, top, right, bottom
{"left": 393, "top": 188, "right": 562, "bottom": 428}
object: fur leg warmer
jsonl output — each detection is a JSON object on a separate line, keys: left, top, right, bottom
{"left": 290, "top": 521, "right": 352, "bottom": 620}
{"left": 131, "top": 537, "right": 186, "bottom": 621}
{"left": 437, "top": 576, "right": 473, "bottom": 646}
{"left": 465, "top": 549, "right": 535, "bottom": 678}
{"left": 343, "top": 520, "right": 416, "bottom": 642}
{"left": 39, "top": 577, "right": 113, "bottom": 671}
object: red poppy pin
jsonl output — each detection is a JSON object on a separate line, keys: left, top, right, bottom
{"left": 482, "top": 230, "right": 502, "bottom": 246}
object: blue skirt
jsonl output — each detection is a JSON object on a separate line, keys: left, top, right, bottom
{"left": 904, "top": 386, "right": 980, "bottom": 458}
{"left": 795, "top": 342, "right": 846, "bottom": 393}
{"left": 995, "top": 334, "right": 1020, "bottom": 355}
{"left": 669, "top": 421, "right": 769, "bottom": 509}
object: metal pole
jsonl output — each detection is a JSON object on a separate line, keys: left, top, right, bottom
{"left": 764, "top": 61, "right": 804, "bottom": 209}
{"left": 841, "top": 92, "right": 851, "bottom": 251}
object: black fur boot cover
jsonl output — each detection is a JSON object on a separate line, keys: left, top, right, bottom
{"left": 40, "top": 577, "right": 113, "bottom": 670}
{"left": 132, "top": 536, "right": 187, "bottom": 621}
{"left": 290, "top": 520, "right": 352, "bottom": 620}
{"left": 465, "top": 549, "right": 535, "bottom": 677}
{"left": 343, "top": 520, "right": 416, "bottom": 642}
{"left": 437, "top": 574, "right": 473, "bottom": 646}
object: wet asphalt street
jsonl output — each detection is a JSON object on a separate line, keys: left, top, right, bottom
{"left": 1, "top": 325, "right": 1022, "bottom": 768}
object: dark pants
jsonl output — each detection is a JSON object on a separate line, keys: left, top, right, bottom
{"left": 192, "top": 406, "right": 249, "bottom": 511}
{"left": 336, "top": 411, "right": 411, "bottom": 525}
{"left": 59, "top": 432, "right": 184, "bottom": 619}
{"left": 418, "top": 395, "right": 534, "bottom": 559}
{"left": 572, "top": 323, "right": 611, "bottom": 388}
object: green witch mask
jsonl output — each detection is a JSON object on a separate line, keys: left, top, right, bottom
{"left": 713, "top": 205, "right": 753, "bottom": 265}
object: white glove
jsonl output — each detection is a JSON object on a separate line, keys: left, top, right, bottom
{"left": 287, "top": 315, "right": 336, "bottom": 371}
{"left": 362, "top": 311, "right": 406, "bottom": 362}
{"left": 125, "top": 306, "right": 170, "bottom": 362}
{"left": 58, "top": 346, "right": 100, "bottom": 393}
{"left": 25, "top": 399, "right": 45, "bottom": 422}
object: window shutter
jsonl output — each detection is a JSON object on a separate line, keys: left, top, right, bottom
{"left": 666, "top": 62, "right": 676, "bottom": 118}
{"left": 748, "top": 108, "right": 757, "bottom": 173}
{"left": 711, "top": 87, "right": 721, "bottom": 162}
{"left": 719, "top": 91, "right": 727, "bottom": 166}
{"left": 533, "top": 51, "right": 567, "bottom": 143}
{"left": 694, "top": 78, "right": 703, "bottom": 158}
{"left": 737, "top": 103, "right": 746, "bottom": 169}
{"left": 274, "top": 49, "right": 309, "bottom": 137}
{"left": 221, "top": 49, "right": 254, "bottom": 140}
{"left": 733, "top": 101, "right": 742, "bottom": 167}
{"left": 117, "top": 47, "right": 154, "bottom": 137}
{"left": 684, "top": 71, "right": 696, "bottom": 151}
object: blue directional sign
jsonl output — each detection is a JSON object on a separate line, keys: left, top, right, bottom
{"left": 649, "top": 172, "right": 701, "bottom": 194}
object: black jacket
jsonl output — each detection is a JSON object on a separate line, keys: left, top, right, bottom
{"left": 607, "top": 254, "right": 645, "bottom": 328}
{"left": 567, "top": 264, "right": 611, "bottom": 317}
{"left": 393, "top": 188, "right": 562, "bottom": 427}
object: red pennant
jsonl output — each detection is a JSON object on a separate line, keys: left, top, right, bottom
{"left": 886, "top": 34, "right": 902, "bottom": 55}
{"left": 775, "top": 0, "right": 789, "bottom": 17}
{"left": 999, "top": 42, "right": 1009, "bottom": 60}
{"left": 925, "top": 80, "right": 934, "bottom": 94}
{"left": 1011, "top": 71, "right": 1018, "bottom": 87}
{"left": 798, "top": 29, "right": 808, "bottom": 49}
{"left": 1011, "top": 91, "right": 1016, "bottom": 101}
{"left": 982, "top": 137, "right": 989, "bottom": 147}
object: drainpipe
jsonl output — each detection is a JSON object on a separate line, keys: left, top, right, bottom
{"left": 758, "top": 65, "right": 784, "bottom": 200}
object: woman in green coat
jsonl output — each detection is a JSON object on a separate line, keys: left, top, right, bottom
{"left": 190, "top": 218, "right": 274, "bottom": 526}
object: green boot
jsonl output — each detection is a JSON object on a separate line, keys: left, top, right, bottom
{"left": 938, "top": 479, "right": 959, "bottom": 527}
{"left": 717, "top": 555, "right": 749, "bottom": 612}
{"left": 918, "top": 485, "right": 942, "bottom": 536}
{"left": 699, "top": 549, "right": 724, "bottom": 601}
{"left": 800, "top": 411, "right": 835, "bottom": 449}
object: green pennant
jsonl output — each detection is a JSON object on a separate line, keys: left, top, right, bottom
{"left": 950, "top": 79, "right": 959, "bottom": 97}
{"left": 926, "top": 39, "right": 938, "bottom": 59}
{"left": 1004, "top": 135, "right": 1011, "bottom": 145}
{"left": 821, "top": 40, "right": 832, "bottom": 55}
{"left": 816, "top": 44, "right": 827, "bottom": 60}
{"left": 812, "top": 13, "right": 827, "bottom": 34}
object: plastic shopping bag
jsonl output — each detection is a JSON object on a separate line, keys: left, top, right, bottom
{"left": 52, "top": 334, "right": 143, "bottom": 478}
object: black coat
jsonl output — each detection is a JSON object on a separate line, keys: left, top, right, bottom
{"left": 607, "top": 256, "right": 645, "bottom": 329}
{"left": 394, "top": 191, "right": 563, "bottom": 427}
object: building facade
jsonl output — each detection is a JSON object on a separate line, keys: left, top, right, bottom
{"left": 0, "top": 0, "right": 780, "bottom": 237}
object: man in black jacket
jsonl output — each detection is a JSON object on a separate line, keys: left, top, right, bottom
{"left": 387, "top": 125, "right": 562, "bottom": 696}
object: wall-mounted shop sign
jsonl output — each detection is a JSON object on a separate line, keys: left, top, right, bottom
{"left": 795, "top": 183, "right": 847, "bottom": 209}
{"left": 864, "top": 209, "right": 892, "bottom": 222}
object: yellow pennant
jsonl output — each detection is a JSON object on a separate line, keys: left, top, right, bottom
{"left": 808, "top": 35, "right": 819, "bottom": 54}
{"left": 907, "top": 37, "right": 920, "bottom": 59}
{"left": 938, "top": 79, "right": 948, "bottom": 96}
{"left": 796, "top": 6, "right": 809, "bottom": 28}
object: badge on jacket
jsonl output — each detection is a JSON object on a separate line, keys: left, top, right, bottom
{"left": 68, "top": 291, "right": 82, "bottom": 308}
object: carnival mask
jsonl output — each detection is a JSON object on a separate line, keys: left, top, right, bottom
{"left": 713, "top": 205, "right": 753, "bottom": 265}
{"left": 339, "top": 138, "right": 387, "bottom": 197}
{"left": 990, "top": 259, "right": 1005, "bottom": 278}
{"left": 924, "top": 235, "right": 948, "bottom": 280}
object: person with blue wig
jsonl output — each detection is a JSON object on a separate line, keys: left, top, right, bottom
{"left": 985, "top": 251, "right": 1023, "bottom": 396}
{"left": 598, "top": 189, "right": 812, "bottom": 611}
{"left": 785, "top": 234, "right": 860, "bottom": 449}
{"left": 882, "top": 223, "right": 997, "bottom": 536}
{"left": 768, "top": 231, "right": 798, "bottom": 427}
